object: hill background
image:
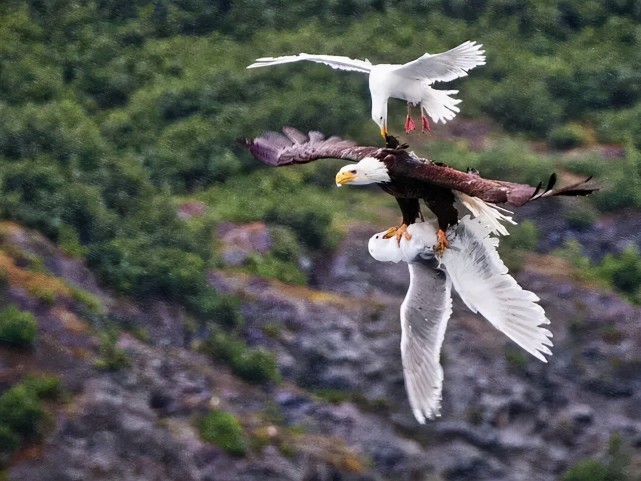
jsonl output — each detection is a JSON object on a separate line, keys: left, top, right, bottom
{"left": 1, "top": 1, "right": 640, "bottom": 480}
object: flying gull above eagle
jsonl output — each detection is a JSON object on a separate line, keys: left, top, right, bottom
{"left": 239, "top": 128, "right": 597, "bottom": 253}
{"left": 368, "top": 217, "right": 553, "bottom": 422}
{"left": 247, "top": 41, "right": 486, "bottom": 141}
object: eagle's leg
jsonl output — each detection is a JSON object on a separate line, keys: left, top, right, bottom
{"left": 382, "top": 224, "right": 412, "bottom": 243}
{"left": 405, "top": 103, "right": 416, "bottom": 134}
{"left": 421, "top": 113, "right": 431, "bottom": 133}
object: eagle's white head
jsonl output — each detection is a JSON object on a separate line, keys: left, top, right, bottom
{"left": 335, "top": 157, "right": 391, "bottom": 186}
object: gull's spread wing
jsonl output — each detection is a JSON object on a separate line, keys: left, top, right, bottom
{"left": 443, "top": 217, "right": 553, "bottom": 361}
{"left": 401, "top": 257, "right": 452, "bottom": 423}
{"left": 392, "top": 40, "right": 486, "bottom": 82}
{"left": 247, "top": 54, "right": 372, "bottom": 74}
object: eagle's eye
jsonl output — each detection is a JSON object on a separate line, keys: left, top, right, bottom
{"left": 349, "top": 169, "right": 357, "bottom": 174}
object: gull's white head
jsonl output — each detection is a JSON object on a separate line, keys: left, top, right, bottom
{"left": 371, "top": 100, "right": 388, "bottom": 138}
{"left": 335, "top": 157, "right": 391, "bottom": 186}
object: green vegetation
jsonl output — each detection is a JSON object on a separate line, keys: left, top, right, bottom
{"left": 203, "top": 331, "right": 281, "bottom": 384}
{"left": 0, "top": 375, "right": 62, "bottom": 464}
{"left": 562, "top": 433, "right": 631, "bottom": 481}
{"left": 198, "top": 410, "right": 247, "bottom": 456}
{"left": 95, "top": 329, "right": 130, "bottom": 371}
{"left": 548, "top": 123, "right": 589, "bottom": 150}
{"left": 497, "top": 220, "right": 539, "bottom": 271}
{"left": 556, "top": 240, "right": 641, "bottom": 304}
{"left": 0, "top": 305, "right": 37, "bottom": 346}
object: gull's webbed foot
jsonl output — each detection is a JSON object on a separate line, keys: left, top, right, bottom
{"left": 405, "top": 104, "right": 416, "bottom": 134}
{"left": 421, "top": 114, "right": 431, "bottom": 133}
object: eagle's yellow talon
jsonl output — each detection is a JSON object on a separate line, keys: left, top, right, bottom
{"left": 383, "top": 224, "right": 411, "bottom": 244}
{"left": 434, "top": 228, "right": 449, "bottom": 256}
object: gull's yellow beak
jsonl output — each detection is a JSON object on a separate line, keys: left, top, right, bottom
{"left": 380, "top": 121, "right": 388, "bottom": 140}
{"left": 335, "top": 170, "right": 357, "bottom": 187}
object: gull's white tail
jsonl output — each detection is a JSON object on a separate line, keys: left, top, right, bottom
{"left": 421, "top": 87, "right": 461, "bottom": 124}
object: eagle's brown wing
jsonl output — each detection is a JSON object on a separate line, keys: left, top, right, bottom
{"left": 238, "top": 127, "right": 378, "bottom": 166}
{"left": 390, "top": 152, "right": 598, "bottom": 207}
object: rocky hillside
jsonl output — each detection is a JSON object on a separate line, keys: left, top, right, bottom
{"left": 1, "top": 212, "right": 641, "bottom": 481}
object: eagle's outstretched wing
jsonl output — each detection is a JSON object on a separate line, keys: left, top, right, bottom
{"left": 392, "top": 153, "right": 598, "bottom": 207}
{"left": 238, "top": 128, "right": 377, "bottom": 166}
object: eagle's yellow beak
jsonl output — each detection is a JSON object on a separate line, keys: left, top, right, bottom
{"left": 336, "top": 170, "right": 357, "bottom": 187}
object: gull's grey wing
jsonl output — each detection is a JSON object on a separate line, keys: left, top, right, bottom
{"left": 400, "top": 256, "right": 452, "bottom": 423}
{"left": 247, "top": 53, "right": 372, "bottom": 74}
{"left": 391, "top": 40, "right": 485, "bottom": 82}
{"left": 442, "top": 216, "right": 553, "bottom": 361}
{"left": 238, "top": 127, "right": 378, "bottom": 166}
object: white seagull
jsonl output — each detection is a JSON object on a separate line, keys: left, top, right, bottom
{"left": 247, "top": 41, "right": 486, "bottom": 140}
{"left": 368, "top": 217, "right": 553, "bottom": 423}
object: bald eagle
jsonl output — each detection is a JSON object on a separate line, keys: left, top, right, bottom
{"left": 368, "top": 217, "right": 553, "bottom": 422}
{"left": 247, "top": 41, "right": 485, "bottom": 139}
{"left": 239, "top": 128, "right": 597, "bottom": 252}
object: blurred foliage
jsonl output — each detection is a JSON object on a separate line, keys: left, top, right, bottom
{"left": 95, "top": 328, "right": 130, "bottom": 371}
{"left": 203, "top": 331, "right": 282, "bottom": 384}
{"left": 548, "top": 123, "right": 589, "bottom": 150}
{"left": 0, "top": 305, "right": 37, "bottom": 346}
{"left": 556, "top": 240, "right": 641, "bottom": 304}
{"left": 0, "top": 375, "right": 61, "bottom": 464}
{"left": 198, "top": 409, "right": 247, "bottom": 456}
{"left": 497, "top": 220, "right": 539, "bottom": 271}
{"left": 561, "top": 432, "right": 632, "bottom": 481}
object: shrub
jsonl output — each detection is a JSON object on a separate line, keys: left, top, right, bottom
{"left": 198, "top": 410, "right": 247, "bottom": 456}
{"left": 204, "top": 332, "right": 281, "bottom": 384}
{"left": 185, "top": 292, "right": 244, "bottom": 329}
{"left": 0, "top": 384, "right": 44, "bottom": 439}
{"left": 0, "top": 305, "right": 37, "bottom": 346}
{"left": 548, "top": 123, "right": 588, "bottom": 150}
{"left": 244, "top": 253, "right": 307, "bottom": 285}
{"left": 596, "top": 245, "right": 641, "bottom": 303}
{"left": 95, "top": 329, "right": 130, "bottom": 371}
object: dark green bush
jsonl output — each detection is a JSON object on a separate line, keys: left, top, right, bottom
{"left": 198, "top": 410, "right": 247, "bottom": 456}
{"left": 548, "top": 123, "right": 588, "bottom": 150}
{"left": 0, "top": 305, "right": 37, "bottom": 346}
{"left": 0, "top": 384, "right": 44, "bottom": 439}
{"left": 186, "top": 292, "right": 244, "bottom": 329}
{"left": 597, "top": 246, "right": 641, "bottom": 303}
{"left": 0, "top": 375, "right": 62, "bottom": 462}
{"left": 204, "top": 332, "right": 281, "bottom": 384}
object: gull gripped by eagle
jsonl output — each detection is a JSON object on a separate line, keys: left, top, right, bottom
{"left": 368, "top": 217, "right": 553, "bottom": 423}
{"left": 247, "top": 41, "right": 486, "bottom": 140}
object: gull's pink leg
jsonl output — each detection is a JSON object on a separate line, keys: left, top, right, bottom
{"left": 421, "top": 113, "right": 431, "bottom": 133}
{"left": 405, "top": 103, "right": 416, "bottom": 134}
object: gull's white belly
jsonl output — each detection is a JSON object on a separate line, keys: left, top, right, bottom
{"left": 370, "top": 67, "right": 423, "bottom": 104}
